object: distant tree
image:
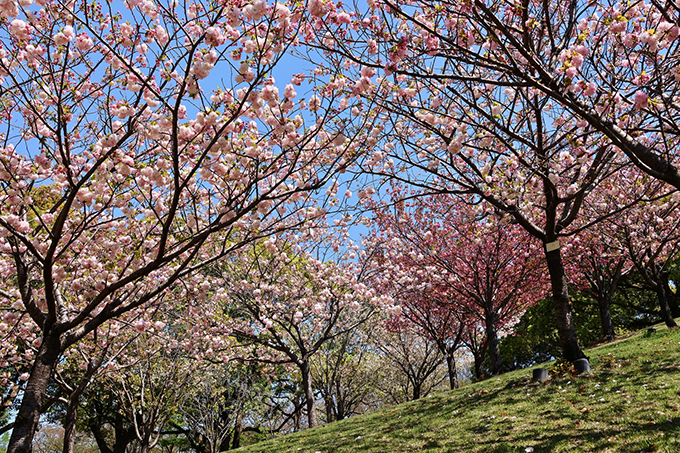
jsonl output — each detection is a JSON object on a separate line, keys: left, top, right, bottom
{"left": 176, "top": 364, "right": 265, "bottom": 452}
{"left": 33, "top": 424, "right": 97, "bottom": 453}
{"left": 374, "top": 320, "right": 446, "bottom": 403}
{"left": 221, "top": 236, "right": 392, "bottom": 428}
{"left": 311, "top": 319, "right": 384, "bottom": 422}
{"left": 582, "top": 169, "right": 680, "bottom": 327}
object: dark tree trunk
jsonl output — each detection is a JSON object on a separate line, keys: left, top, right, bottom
{"left": 445, "top": 353, "right": 458, "bottom": 390}
{"left": 656, "top": 280, "right": 678, "bottom": 328}
{"left": 113, "top": 412, "right": 134, "bottom": 453}
{"left": 87, "top": 420, "right": 114, "bottom": 453}
{"left": 218, "top": 435, "right": 228, "bottom": 453}
{"left": 485, "top": 312, "right": 503, "bottom": 376}
{"left": 471, "top": 343, "right": 487, "bottom": 381}
{"left": 324, "top": 395, "right": 334, "bottom": 423}
{"left": 663, "top": 278, "right": 680, "bottom": 318}
{"left": 597, "top": 294, "right": 616, "bottom": 339}
{"left": 412, "top": 382, "right": 421, "bottom": 401}
{"left": 8, "top": 332, "right": 62, "bottom": 453}
{"left": 336, "top": 397, "right": 345, "bottom": 420}
{"left": 231, "top": 405, "right": 243, "bottom": 450}
{"left": 300, "top": 361, "right": 317, "bottom": 428}
{"left": 62, "top": 395, "right": 79, "bottom": 453}
{"left": 473, "top": 355, "right": 484, "bottom": 381}
{"left": 292, "top": 395, "right": 302, "bottom": 431}
{"left": 186, "top": 431, "right": 207, "bottom": 453}
{"left": 62, "top": 364, "right": 97, "bottom": 453}
{"left": 544, "top": 247, "right": 586, "bottom": 362}
{"left": 87, "top": 410, "right": 134, "bottom": 453}
{"left": 586, "top": 257, "right": 622, "bottom": 340}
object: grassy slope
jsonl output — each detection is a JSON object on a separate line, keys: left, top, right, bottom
{"left": 237, "top": 325, "right": 680, "bottom": 453}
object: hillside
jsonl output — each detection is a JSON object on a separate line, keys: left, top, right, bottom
{"left": 237, "top": 325, "right": 680, "bottom": 453}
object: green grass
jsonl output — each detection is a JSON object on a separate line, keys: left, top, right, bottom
{"left": 237, "top": 324, "right": 680, "bottom": 452}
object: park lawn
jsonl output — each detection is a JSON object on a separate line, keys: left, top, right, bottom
{"left": 237, "top": 324, "right": 680, "bottom": 453}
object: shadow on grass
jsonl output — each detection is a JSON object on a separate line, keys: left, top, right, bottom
{"left": 500, "top": 418, "right": 680, "bottom": 453}
{"left": 258, "top": 416, "right": 680, "bottom": 453}
{"left": 240, "top": 328, "right": 680, "bottom": 453}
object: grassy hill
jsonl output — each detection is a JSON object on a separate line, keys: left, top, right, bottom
{"left": 237, "top": 325, "right": 680, "bottom": 453}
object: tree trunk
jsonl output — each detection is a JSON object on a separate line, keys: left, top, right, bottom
{"left": 445, "top": 353, "right": 458, "bottom": 390}
{"left": 292, "top": 395, "right": 302, "bottom": 432}
{"left": 324, "top": 395, "right": 334, "bottom": 423}
{"left": 412, "top": 382, "right": 421, "bottom": 401}
{"left": 656, "top": 280, "right": 678, "bottom": 328}
{"left": 597, "top": 294, "right": 616, "bottom": 339}
{"left": 218, "top": 435, "right": 228, "bottom": 453}
{"left": 544, "top": 247, "right": 586, "bottom": 363}
{"left": 8, "top": 332, "right": 62, "bottom": 453}
{"left": 231, "top": 405, "right": 243, "bottom": 450}
{"left": 300, "top": 361, "right": 317, "bottom": 429}
{"left": 336, "top": 397, "right": 345, "bottom": 421}
{"left": 663, "top": 278, "right": 680, "bottom": 318}
{"left": 62, "top": 366, "right": 97, "bottom": 453}
{"left": 471, "top": 343, "right": 487, "bottom": 381}
{"left": 485, "top": 311, "right": 503, "bottom": 375}
{"left": 113, "top": 412, "right": 134, "bottom": 453}
{"left": 86, "top": 419, "right": 114, "bottom": 453}
{"left": 62, "top": 394, "right": 79, "bottom": 453}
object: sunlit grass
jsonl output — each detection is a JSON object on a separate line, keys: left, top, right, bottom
{"left": 237, "top": 324, "right": 680, "bottom": 452}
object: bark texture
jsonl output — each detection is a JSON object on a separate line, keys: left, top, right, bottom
{"left": 300, "top": 361, "right": 317, "bottom": 428}
{"left": 545, "top": 248, "right": 586, "bottom": 363}
{"left": 8, "top": 333, "right": 62, "bottom": 453}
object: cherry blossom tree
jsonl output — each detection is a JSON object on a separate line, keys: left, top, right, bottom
{"left": 366, "top": 191, "right": 547, "bottom": 376}
{"left": 566, "top": 235, "right": 628, "bottom": 340}
{"left": 392, "top": 283, "right": 467, "bottom": 388}
{"left": 582, "top": 169, "right": 680, "bottom": 328}
{"left": 300, "top": 0, "right": 646, "bottom": 363}
{"left": 219, "top": 235, "right": 393, "bottom": 428}
{"left": 310, "top": 314, "right": 384, "bottom": 422}
{"left": 564, "top": 173, "right": 644, "bottom": 340}
{"left": 321, "top": 0, "right": 680, "bottom": 185}
{"left": 366, "top": 232, "right": 466, "bottom": 388}
{"left": 0, "top": 0, "right": 373, "bottom": 449}
{"left": 373, "top": 319, "right": 446, "bottom": 402}
{"left": 461, "top": 321, "right": 490, "bottom": 380}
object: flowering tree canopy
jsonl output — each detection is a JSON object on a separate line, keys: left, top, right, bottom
{"left": 367, "top": 190, "right": 546, "bottom": 376}
{"left": 0, "top": 0, "right": 370, "bottom": 449}
{"left": 2, "top": 0, "right": 680, "bottom": 448}
{"left": 300, "top": 0, "right": 677, "bottom": 362}
{"left": 221, "top": 235, "right": 393, "bottom": 428}
{"left": 305, "top": 0, "right": 680, "bottom": 186}
{"left": 581, "top": 169, "right": 680, "bottom": 328}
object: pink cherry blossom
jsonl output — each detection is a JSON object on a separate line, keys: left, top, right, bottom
{"left": 0, "top": 0, "right": 18, "bottom": 17}
{"left": 308, "top": 0, "right": 329, "bottom": 18}
{"left": 336, "top": 11, "right": 351, "bottom": 24}
{"left": 583, "top": 81, "right": 597, "bottom": 96}
{"left": 283, "top": 83, "right": 297, "bottom": 99}
{"left": 634, "top": 90, "right": 649, "bottom": 109}
{"left": 9, "top": 19, "right": 30, "bottom": 40}
{"left": 74, "top": 33, "right": 93, "bottom": 51}
{"left": 53, "top": 26, "right": 75, "bottom": 46}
